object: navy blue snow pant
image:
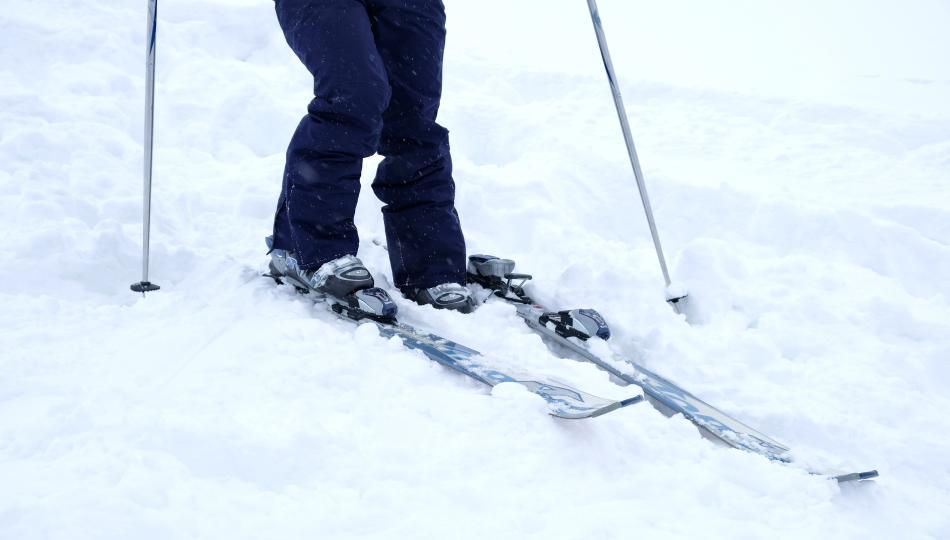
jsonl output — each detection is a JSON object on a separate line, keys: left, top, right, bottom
{"left": 271, "top": 0, "right": 467, "bottom": 290}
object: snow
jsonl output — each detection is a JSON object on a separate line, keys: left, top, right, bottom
{"left": 2, "top": 0, "right": 949, "bottom": 538}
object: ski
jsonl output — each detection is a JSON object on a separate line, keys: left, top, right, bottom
{"left": 266, "top": 273, "right": 642, "bottom": 420}
{"left": 372, "top": 319, "right": 642, "bottom": 419}
{"left": 467, "top": 255, "right": 879, "bottom": 483}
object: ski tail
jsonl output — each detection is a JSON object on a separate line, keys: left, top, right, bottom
{"left": 831, "top": 470, "right": 880, "bottom": 483}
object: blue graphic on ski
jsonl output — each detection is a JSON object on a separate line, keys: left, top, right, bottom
{"left": 374, "top": 320, "right": 642, "bottom": 419}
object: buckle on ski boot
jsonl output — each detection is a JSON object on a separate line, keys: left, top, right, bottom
{"left": 539, "top": 309, "right": 611, "bottom": 341}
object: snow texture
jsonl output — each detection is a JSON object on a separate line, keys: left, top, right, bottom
{"left": 2, "top": 0, "right": 950, "bottom": 538}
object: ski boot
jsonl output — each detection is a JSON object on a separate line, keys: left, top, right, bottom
{"left": 467, "top": 254, "right": 611, "bottom": 341}
{"left": 265, "top": 236, "right": 397, "bottom": 322}
{"left": 403, "top": 282, "right": 477, "bottom": 314}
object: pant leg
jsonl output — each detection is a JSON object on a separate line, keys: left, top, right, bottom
{"left": 272, "top": 0, "right": 391, "bottom": 270}
{"left": 368, "top": 0, "right": 467, "bottom": 289}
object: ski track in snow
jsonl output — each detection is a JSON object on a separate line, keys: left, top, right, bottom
{"left": 2, "top": 0, "right": 950, "bottom": 538}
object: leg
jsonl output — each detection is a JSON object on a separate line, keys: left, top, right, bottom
{"left": 369, "top": 0, "right": 467, "bottom": 289}
{"left": 272, "top": 0, "right": 391, "bottom": 269}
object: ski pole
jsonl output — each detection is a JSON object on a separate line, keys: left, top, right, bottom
{"left": 584, "top": 0, "right": 688, "bottom": 314}
{"left": 131, "top": 0, "right": 161, "bottom": 294}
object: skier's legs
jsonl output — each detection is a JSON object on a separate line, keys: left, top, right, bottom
{"left": 369, "top": 0, "right": 467, "bottom": 289}
{"left": 272, "top": 0, "right": 391, "bottom": 270}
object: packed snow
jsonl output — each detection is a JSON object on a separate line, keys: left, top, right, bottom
{"left": 2, "top": 0, "right": 949, "bottom": 538}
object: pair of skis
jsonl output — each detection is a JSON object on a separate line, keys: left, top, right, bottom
{"left": 269, "top": 255, "right": 877, "bottom": 483}
{"left": 267, "top": 271, "right": 643, "bottom": 420}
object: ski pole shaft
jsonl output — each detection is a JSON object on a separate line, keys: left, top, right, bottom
{"left": 132, "top": 0, "right": 160, "bottom": 294}
{"left": 143, "top": 0, "right": 156, "bottom": 281}
{"left": 585, "top": 0, "right": 673, "bottom": 288}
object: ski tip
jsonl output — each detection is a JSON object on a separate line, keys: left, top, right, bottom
{"left": 549, "top": 404, "right": 613, "bottom": 420}
{"left": 834, "top": 469, "right": 880, "bottom": 483}
{"left": 581, "top": 393, "right": 644, "bottom": 418}
{"left": 620, "top": 395, "right": 645, "bottom": 408}
{"left": 555, "top": 397, "right": 630, "bottom": 420}
{"left": 582, "top": 393, "right": 643, "bottom": 418}
{"left": 585, "top": 400, "right": 623, "bottom": 419}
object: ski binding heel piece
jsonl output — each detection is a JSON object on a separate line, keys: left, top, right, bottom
{"left": 539, "top": 309, "right": 611, "bottom": 341}
{"left": 468, "top": 255, "right": 516, "bottom": 280}
{"left": 330, "top": 287, "right": 398, "bottom": 323}
{"left": 467, "top": 254, "right": 532, "bottom": 299}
